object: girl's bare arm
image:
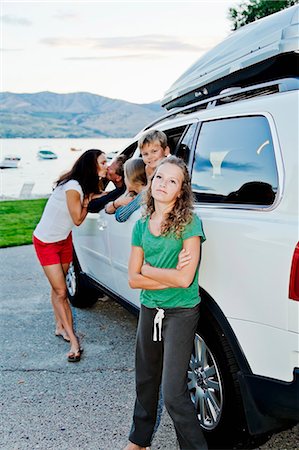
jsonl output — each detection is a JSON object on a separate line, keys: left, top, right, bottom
{"left": 128, "top": 246, "right": 168, "bottom": 290}
{"left": 141, "top": 236, "right": 201, "bottom": 288}
{"left": 177, "top": 248, "right": 192, "bottom": 270}
{"left": 105, "top": 192, "right": 134, "bottom": 214}
{"left": 66, "top": 190, "right": 89, "bottom": 226}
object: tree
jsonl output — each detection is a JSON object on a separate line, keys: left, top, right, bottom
{"left": 228, "top": 0, "right": 298, "bottom": 30}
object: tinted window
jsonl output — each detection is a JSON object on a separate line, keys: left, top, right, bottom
{"left": 164, "top": 125, "right": 190, "bottom": 155}
{"left": 191, "top": 116, "right": 278, "bottom": 206}
{"left": 175, "top": 123, "right": 197, "bottom": 162}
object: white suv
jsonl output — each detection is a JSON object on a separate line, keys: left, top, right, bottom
{"left": 67, "top": 6, "right": 299, "bottom": 448}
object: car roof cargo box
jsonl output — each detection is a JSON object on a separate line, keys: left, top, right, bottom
{"left": 161, "top": 5, "right": 299, "bottom": 110}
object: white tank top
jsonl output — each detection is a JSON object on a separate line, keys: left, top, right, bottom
{"left": 34, "top": 179, "right": 83, "bottom": 243}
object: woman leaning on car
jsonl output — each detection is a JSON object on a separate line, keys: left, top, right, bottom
{"left": 33, "top": 149, "right": 107, "bottom": 363}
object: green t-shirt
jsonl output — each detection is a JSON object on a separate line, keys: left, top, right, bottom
{"left": 131, "top": 213, "right": 206, "bottom": 309}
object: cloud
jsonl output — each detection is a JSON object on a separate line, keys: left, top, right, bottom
{"left": 65, "top": 54, "right": 164, "bottom": 61}
{"left": 1, "top": 14, "right": 31, "bottom": 26}
{"left": 41, "top": 35, "right": 203, "bottom": 53}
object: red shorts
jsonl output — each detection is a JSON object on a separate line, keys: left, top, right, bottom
{"left": 33, "top": 233, "right": 73, "bottom": 266}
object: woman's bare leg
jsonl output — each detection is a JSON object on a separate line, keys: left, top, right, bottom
{"left": 52, "top": 262, "right": 73, "bottom": 340}
{"left": 52, "top": 288, "right": 71, "bottom": 341}
{"left": 43, "top": 263, "right": 79, "bottom": 354}
{"left": 51, "top": 289, "right": 67, "bottom": 336}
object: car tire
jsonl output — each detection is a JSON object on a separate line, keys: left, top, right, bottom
{"left": 188, "top": 315, "right": 270, "bottom": 449}
{"left": 66, "top": 253, "right": 100, "bottom": 308}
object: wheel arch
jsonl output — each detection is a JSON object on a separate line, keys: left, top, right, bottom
{"left": 66, "top": 247, "right": 101, "bottom": 308}
{"left": 198, "top": 287, "right": 252, "bottom": 375}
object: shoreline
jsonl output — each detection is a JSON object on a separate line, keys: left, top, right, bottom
{"left": 0, "top": 194, "right": 50, "bottom": 201}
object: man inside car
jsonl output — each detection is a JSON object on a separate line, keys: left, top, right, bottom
{"left": 88, "top": 154, "right": 126, "bottom": 213}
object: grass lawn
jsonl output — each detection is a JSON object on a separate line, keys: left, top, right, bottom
{"left": 0, "top": 199, "right": 48, "bottom": 247}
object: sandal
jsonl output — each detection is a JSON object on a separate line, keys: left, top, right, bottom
{"left": 67, "top": 348, "right": 82, "bottom": 363}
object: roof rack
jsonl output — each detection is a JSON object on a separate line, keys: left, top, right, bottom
{"left": 161, "top": 5, "right": 299, "bottom": 109}
{"left": 143, "top": 77, "right": 299, "bottom": 131}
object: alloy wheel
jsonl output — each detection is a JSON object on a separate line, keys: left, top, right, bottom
{"left": 188, "top": 333, "right": 223, "bottom": 430}
{"left": 66, "top": 262, "right": 76, "bottom": 297}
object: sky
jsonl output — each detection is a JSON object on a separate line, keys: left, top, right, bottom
{"left": 1, "top": 0, "right": 239, "bottom": 104}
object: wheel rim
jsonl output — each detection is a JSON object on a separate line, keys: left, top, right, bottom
{"left": 188, "top": 333, "right": 223, "bottom": 430}
{"left": 66, "top": 262, "right": 76, "bottom": 296}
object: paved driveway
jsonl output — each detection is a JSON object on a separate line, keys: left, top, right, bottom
{"left": 0, "top": 245, "right": 297, "bottom": 449}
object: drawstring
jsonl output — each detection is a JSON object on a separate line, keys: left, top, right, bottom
{"left": 153, "top": 308, "right": 165, "bottom": 341}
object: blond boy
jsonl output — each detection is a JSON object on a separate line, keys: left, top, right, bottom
{"left": 138, "top": 130, "right": 170, "bottom": 180}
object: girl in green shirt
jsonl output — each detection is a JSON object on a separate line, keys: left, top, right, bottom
{"left": 124, "top": 156, "right": 207, "bottom": 450}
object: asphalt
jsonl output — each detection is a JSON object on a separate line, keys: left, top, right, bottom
{"left": 0, "top": 245, "right": 298, "bottom": 450}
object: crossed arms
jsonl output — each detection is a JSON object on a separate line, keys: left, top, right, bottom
{"left": 128, "top": 236, "right": 201, "bottom": 290}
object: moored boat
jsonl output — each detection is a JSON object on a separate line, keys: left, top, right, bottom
{"left": 0, "top": 155, "right": 21, "bottom": 169}
{"left": 37, "top": 149, "right": 58, "bottom": 160}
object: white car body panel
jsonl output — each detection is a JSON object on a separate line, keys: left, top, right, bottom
{"left": 74, "top": 214, "right": 117, "bottom": 293}
{"left": 227, "top": 318, "right": 299, "bottom": 381}
{"left": 109, "top": 209, "right": 142, "bottom": 307}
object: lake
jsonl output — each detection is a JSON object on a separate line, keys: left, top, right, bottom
{"left": 0, "top": 138, "right": 131, "bottom": 199}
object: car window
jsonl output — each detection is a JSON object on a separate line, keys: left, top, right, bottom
{"left": 175, "top": 123, "right": 197, "bottom": 162}
{"left": 123, "top": 142, "right": 138, "bottom": 159}
{"left": 164, "top": 125, "right": 191, "bottom": 155}
{"left": 191, "top": 116, "right": 278, "bottom": 206}
{"left": 131, "top": 124, "right": 195, "bottom": 160}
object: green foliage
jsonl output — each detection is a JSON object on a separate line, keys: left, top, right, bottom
{"left": 0, "top": 199, "right": 48, "bottom": 247}
{"left": 228, "top": 0, "right": 298, "bottom": 30}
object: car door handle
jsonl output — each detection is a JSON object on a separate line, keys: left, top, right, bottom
{"left": 97, "top": 214, "right": 108, "bottom": 231}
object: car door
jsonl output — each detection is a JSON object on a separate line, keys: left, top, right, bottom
{"left": 109, "top": 209, "right": 142, "bottom": 307}
{"left": 190, "top": 114, "right": 283, "bottom": 328}
{"left": 72, "top": 210, "right": 117, "bottom": 293}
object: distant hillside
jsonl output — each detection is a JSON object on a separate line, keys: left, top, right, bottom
{"left": 0, "top": 91, "right": 165, "bottom": 138}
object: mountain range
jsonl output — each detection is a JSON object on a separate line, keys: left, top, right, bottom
{"left": 0, "top": 91, "right": 165, "bottom": 138}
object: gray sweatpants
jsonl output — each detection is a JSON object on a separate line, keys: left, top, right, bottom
{"left": 129, "top": 303, "right": 208, "bottom": 450}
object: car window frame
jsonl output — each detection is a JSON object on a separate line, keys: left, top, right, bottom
{"left": 189, "top": 112, "right": 284, "bottom": 211}
{"left": 124, "top": 120, "right": 200, "bottom": 163}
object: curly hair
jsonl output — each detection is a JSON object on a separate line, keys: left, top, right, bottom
{"left": 142, "top": 156, "right": 194, "bottom": 238}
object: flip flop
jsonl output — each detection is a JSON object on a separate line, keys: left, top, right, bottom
{"left": 55, "top": 330, "right": 71, "bottom": 342}
{"left": 67, "top": 348, "right": 82, "bottom": 363}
